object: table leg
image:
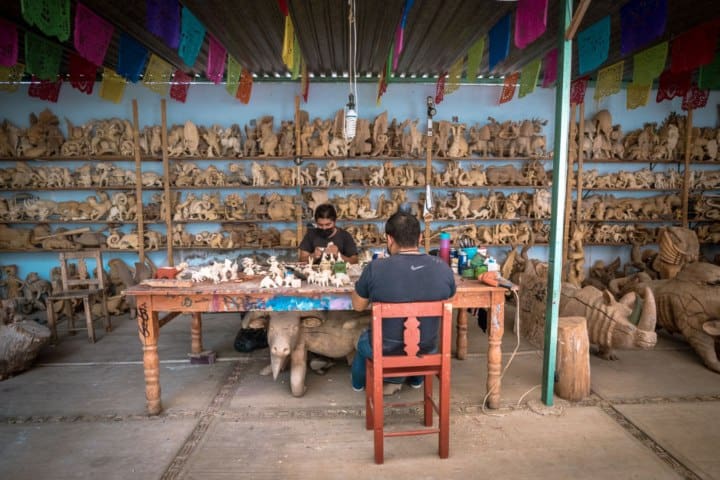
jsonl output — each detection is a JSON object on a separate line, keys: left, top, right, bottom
{"left": 486, "top": 293, "right": 505, "bottom": 409}
{"left": 455, "top": 308, "right": 467, "bottom": 360}
{"left": 136, "top": 296, "right": 161, "bottom": 415}
{"left": 191, "top": 312, "right": 203, "bottom": 354}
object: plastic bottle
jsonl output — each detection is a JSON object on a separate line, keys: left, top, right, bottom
{"left": 439, "top": 232, "right": 451, "bottom": 265}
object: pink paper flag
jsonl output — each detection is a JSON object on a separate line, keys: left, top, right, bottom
{"left": 206, "top": 35, "right": 226, "bottom": 84}
{"left": 170, "top": 69, "right": 191, "bottom": 103}
{"left": 74, "top": 3, "right": 114, "bottom": 66}
{"left": 541, "top": 48, "right": 558, "bottom": 88}
{"left": 515, "top": 0, "right": 548, "bottom": 49}
{"left": 0, "top": 19, "right": 18, "bottom": 67}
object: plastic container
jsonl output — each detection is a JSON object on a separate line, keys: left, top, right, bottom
{"left": 439, "top": 232, "right": 451, "bottom": 265}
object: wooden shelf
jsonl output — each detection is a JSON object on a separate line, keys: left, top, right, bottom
{"left": 0, "top": 156, "right": 161, "bottom": 162}
{"left": 0, "top": 186, "right": 163, "bottom": 192}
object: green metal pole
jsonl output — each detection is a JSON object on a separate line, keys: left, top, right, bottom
{"left": 542, "top": 0, "right": 573, "bottom": 406}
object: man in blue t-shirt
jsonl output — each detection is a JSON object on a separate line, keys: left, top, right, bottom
{"left": 351, "top": 211, "right": 456, "bottom": 393}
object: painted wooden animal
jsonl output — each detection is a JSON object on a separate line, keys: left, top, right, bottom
{"left": 252, "top": 311, "right": 370, "bottom": 396}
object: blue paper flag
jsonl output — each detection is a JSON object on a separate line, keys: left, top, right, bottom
{"left": 179, "top": 6, "right": 205, "bottom": 67}
{"left": 578, "top": 15, "right": 610, "bottom": 75}
{"left": 117, "top": 33, "right": 148, "bottom": 83}
{"left": 489, "top": 14, "right": 511, "bottom": 72}
{"left": 620, "top": 0, "right": 667, "bottom": 56}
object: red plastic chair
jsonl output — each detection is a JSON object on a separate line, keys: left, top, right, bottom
{"left": 365, "top": 301, "right": 453, "bottom": 464}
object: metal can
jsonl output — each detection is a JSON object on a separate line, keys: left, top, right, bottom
{"left": 457, "top": 250, "right": 468, "bottom": 275}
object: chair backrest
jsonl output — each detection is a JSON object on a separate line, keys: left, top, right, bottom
{"left": 58, "top": 250, "right": 105, "bottom": 291}
{"left": 370, "top": 301, "right": 453, "bottom": 370}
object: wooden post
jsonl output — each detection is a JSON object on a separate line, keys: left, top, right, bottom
{"left": 161, "top": 99, "right": 173, "bottom": 266}
{"left": 563, "top": 103, "right": 577, "bottom": 278}
{"left": 131, "top": 100, "right": 145, "bottom": 265}
{"left": 682, "top": 108, "right": 693, "bottom": 228}
{"left": 423, "top": 115, "right": 433, "bottom": 252}
{"left": 554, "top": 316, "right": 590, "bottom": 402}
{"left": 575, "top": 101, "right": 585, "bottom": 228}
{"left": 294, "top": 95, "right": 304, "bottom": 248}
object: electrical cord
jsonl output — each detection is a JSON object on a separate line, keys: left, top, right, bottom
{"left": 480, "top": 289, "right": 541, "bottom": 416}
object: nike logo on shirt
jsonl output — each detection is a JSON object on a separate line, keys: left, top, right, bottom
{"left": 410, "top": 265, "right": 425, "bottom": 271}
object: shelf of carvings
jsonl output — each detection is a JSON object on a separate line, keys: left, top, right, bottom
{"left": 572, "top": 218, "right": 681, "bottom": 224}
{"left": 0, "top": 186, "right": 163, "bottom": 192}
{"left": 579, "top": 188, "right": 681, "bottom": 192}
{"left": 0, "top": 219, "right": 164, "bottom": 224}
{"left": 163, "top": 155, "right": 550, "bottom": 163}
{"left": 0, "top": 247, "right": 161, "bottom": 253}
{"left": 0, "top": 156, "right": 162, "bottom": 162}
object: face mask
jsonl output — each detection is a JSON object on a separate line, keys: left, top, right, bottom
{"left": 317, "top": 227, "right": 333, "bottom": 238}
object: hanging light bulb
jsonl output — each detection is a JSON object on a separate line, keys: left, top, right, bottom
{"left": 345, "top": 93, "right": 357, "bottom": 140}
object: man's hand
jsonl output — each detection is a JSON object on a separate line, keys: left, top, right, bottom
{"left": 313, "top": 246, "right": 325, "bottom": 259}
{"left": 324, "top": 243, "right": 339, "bottom": 256}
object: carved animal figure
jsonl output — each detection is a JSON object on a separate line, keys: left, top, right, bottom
{"left": 252, "top": 311, "right": 370, "bottom": 396}
{"left": 448, "top": 124, "right": 469, "bottom": 158}
{"left": 560, "top": 283, "right": 657, "bottom": 360}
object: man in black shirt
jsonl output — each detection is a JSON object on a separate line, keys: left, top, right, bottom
{"left": 350, "top": 211, "right": 456, "bottom": 392}
{"left": 299, "top": 204, "right": 359, "bottom": 264}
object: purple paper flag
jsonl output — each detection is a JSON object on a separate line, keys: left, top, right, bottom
{"left": 0, "top": 19, "right": 18, "bottom": 67}
{"left": 620, "top": 0, "right": 667, "bottom": 56}
{"left": 489, "top": 14, "right": 511, "bottom": 72}
{"left": 146, "top": 0, "right": 180, "bottom": 49}
{"left": 541, "top": 48, "right": 558, "bottom": 88}
{"left": 206, "top": 35, "right": 226, "bottom": 84}
{"left": 515, "top": 0, "right": 548, "bottom": 49}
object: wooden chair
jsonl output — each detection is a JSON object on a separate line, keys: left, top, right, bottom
{"left": 365, "top": 301, "right": 453, "bottom": 464}
{"left": 45, "top": 250, "right": 111, "bottom": 343}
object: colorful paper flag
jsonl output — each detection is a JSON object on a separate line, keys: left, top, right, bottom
{"left": 21, "top": 0, "right": 71, "bottom": 41}
{"left": 0, "top": 63, "right": 25, "bottom": 92}
{"left": 178, "top": 6, "right": 205, "bottom": 67}
{"left": 143, "top": 53, "right": 174, "bottom": 96}
{"left": 514, "top": 0, "right": 548, "bottom": 49}
{"left": 28, "top": 76, "right": 62, "bottom": 102}
{"left": 25, "top": 32, "right": 62, "bottom": 80}
{"left": 489, "top": 14, "right": 511, "bottom": 71}
{"left": 392, "top": 0, "right": 415, "bottom": 70}
{"left": 236, "top": 69, "right": 253, "bottom": 104}
{"left": 570, "top": 75, "right": 589, "bottom": 104}
{"left": 519, "top": 58, "right": 541, "bottom": 98}
{"left": 0, "top": 19, "right": 18, "bottom": 67}
{"left": 68, "top": 53, "right": 97, "bottom": 94}
{"left": 291, "top": 35, "right": 301, "bottom": 80}
{"left": 117, "top": 33, "right": 148, "bottom": 82}
{"left": 206, "top": 35, "right": 226, "bottom": 84}
{"left": 99, "top": 68, "right": 126, "bottom": 103}
{"left": 74, "top": 3, "right": 113, "bottom": 66}
{"left": 632, "top": 41, "right": 667, "bottom": 86}
{"left": 445, "top": 57, "right": 464, "bottom": 95}
{"left": 578, "top": 16, "right": 610, "bottom": 75}
{"left": 620, "top": 0, "right": 667, "bottom": 55}
{"left": 541, "top": 48, "right": 558, "bottom": 88}
{"left": 670, "top": 20, "right": 720, "bottom": 73}
{"left": 226, "top": 55, "right": 242, "bottom": 97}
{"left": 434, "top": 73, "right": 446, "bottom": 104}
{"left": 681, "top": 84, "right": 709, "bottom": 111}
{"left": 594, "top": 61, "right": 624, "bottom": 102}
{"left": 282, "top": 15, "right": 295, "bottom": 70}
{"left": 170, "top": 69, "right": 191, "bottom": 103}
{"left": 146, "top": 0, "right": 180, "bottom": 49}
{"left": 699, "top": 52, "right": 720, "bottom": 90}
{"left": 656, "top": 68, "right": 691, "bottom": 102}
{"left": 499, "top": 72, "right": 519, "bottom": 104}
{"left": 626, "top": 83, "right": 651, "bottom": 110}
{"left": 464, "top": 37, "right": 484, "bottom": 81}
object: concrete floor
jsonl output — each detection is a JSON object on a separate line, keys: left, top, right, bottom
{"left": 1, "top": 310, "right": 719, "bottom": 480}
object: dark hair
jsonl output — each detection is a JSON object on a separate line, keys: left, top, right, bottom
{"left": 314, "top": 204, "right": 337, "bottom": 221}
{"left": 385, "top": 211, "right": 420, "bottom": 248}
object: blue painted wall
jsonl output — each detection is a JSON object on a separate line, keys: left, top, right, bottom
{"left": 1, "top": 81, "right": 718, "bottom": 279}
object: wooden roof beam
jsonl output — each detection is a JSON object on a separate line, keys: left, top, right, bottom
{"left": 565, "top": 0, "right": 592, "bottom": 40}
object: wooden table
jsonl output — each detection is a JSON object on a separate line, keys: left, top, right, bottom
{"left": 124, "top": 277, "right": 506, "bottom": 415}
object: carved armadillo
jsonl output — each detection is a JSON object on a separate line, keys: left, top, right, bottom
{"left": 559, "top": 283, "right": 657, "bottom": 360}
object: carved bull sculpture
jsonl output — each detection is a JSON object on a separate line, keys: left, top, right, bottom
{"left": 560, "top": 283, "right": 657, "bottom": 360}
{"left": 250, "top": 311, "right": 370, "bottom": 396}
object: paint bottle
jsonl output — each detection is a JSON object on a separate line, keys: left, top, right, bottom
{"left": 439, "top": 232, "right": 451, "bottom": 265}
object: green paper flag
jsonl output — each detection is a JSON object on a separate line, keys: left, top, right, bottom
{"left": 699, "top": 52, "right": 720, "bottom": 90}
{"left": 226, "top": 55, "right": 241, "bottom": 96}
{"left": 25, "top": 32, "right": 62, "bottom": 80}
{"left": 518, "top": 58, "right": 541, "bottom": 98}
{"left": 291, "top": 35, "right": 301, "bottom": 80}
{"left": 632, "top": 41, "right": 667, "bottom": 86}
{"left": 21, "top": 0, "right": 70, "bottom": 41}
{"left": 465, "top": 37, "right": 484, "bottom": 81}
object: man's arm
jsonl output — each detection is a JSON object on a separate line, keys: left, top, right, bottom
{"left": 342, "top": 253, "right": 359, "bottom": 264}
{"left": 351, "top": 290, "right": 370, "bottom": 311}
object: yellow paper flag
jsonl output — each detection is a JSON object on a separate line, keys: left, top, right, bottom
{"left": 626, "top": 83, "right": 651, "bottom": 110}
{"left": 594, "top": 61, "right": 624, "bottom": 101}
{"left": 0, "top": 63, "right": 25, "bottom": 93}
{"left": 99, "top": 68, "right": 126, "bottom": 103}
{"left": 143, "top": 53, "right": 174, "bottom": 96}
{"left": 445, "top": 56, "right": 464, "bottom": 94}
{"left": 226, "top": 55, "right": 241, "bottom": 97}
{"left": 282, "top": 15, "right": 295, "bottom": 70}
{"left": 465, "top": 37, "right": 484, "bottom": 81}
{"left": 633, "top": 42, "right": 667, "bottom": 85}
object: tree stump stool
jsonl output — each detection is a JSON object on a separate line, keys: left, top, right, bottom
{"left": 554, "top": 316, "right": 590, "bottom": 402}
